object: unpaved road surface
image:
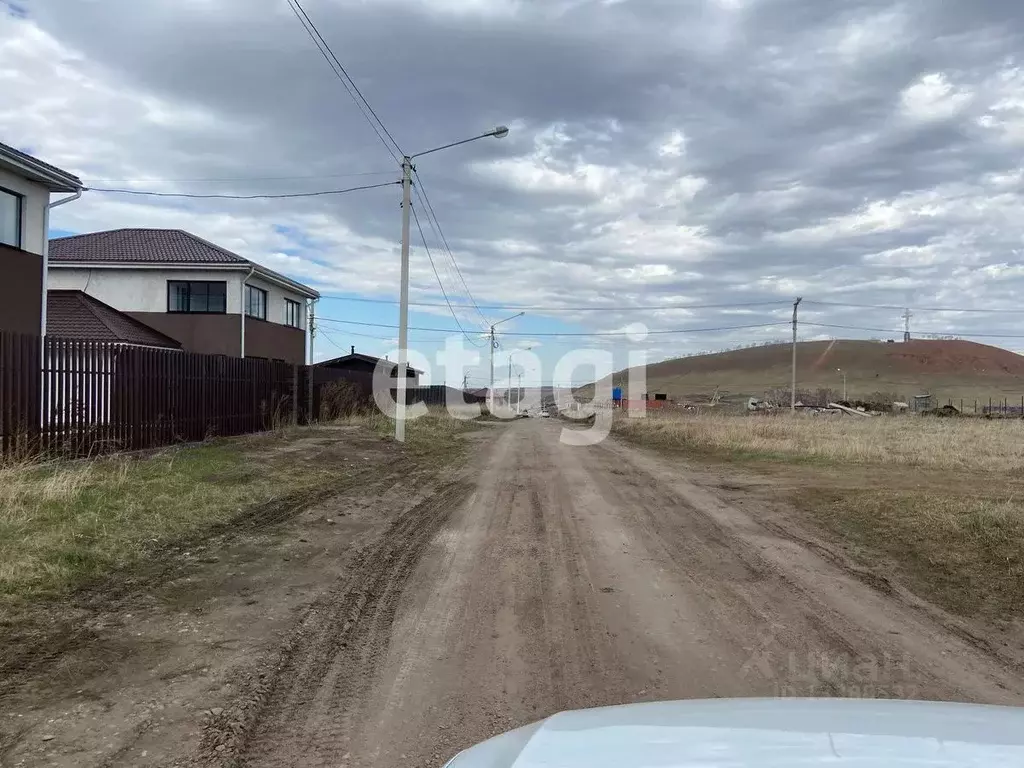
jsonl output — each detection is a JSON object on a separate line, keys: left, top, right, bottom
{"left": 206, "top": 419, "right": 1024, "bottom": 767}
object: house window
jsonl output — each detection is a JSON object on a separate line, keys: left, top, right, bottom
{"left": 167, "top": 280, "right": 227, "bottom": 313}
{"left": 0, "top": 188, "right": 22, "bottom": 248}
{"left": 283, "top": 298, "right": 301, "bottom": 328}
{"left": 245, "top": 285, "right": 267, "bottom": 320}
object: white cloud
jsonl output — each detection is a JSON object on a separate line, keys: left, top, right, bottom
{"left": 656, "top": 130, "right": 687, "bottom": 158}
{"left": 900, "top": 72, "right": 973, "bottom": 121}
{"left": 832, "top": 7, "right": 909, "bottom": 62}
{"left": 977, "top": 66, "right": 1024, "bottom": 144}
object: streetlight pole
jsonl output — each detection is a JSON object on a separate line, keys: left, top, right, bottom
{"left": 488, "top": 312, "right": 524, "bottom": 413}
{"left": 394, "top": 126, "right": 509, "bottom": 441}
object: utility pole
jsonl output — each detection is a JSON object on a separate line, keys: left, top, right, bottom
{"left": 395, "top": 156, "right": 413, "bottom": 442}
{"left": 394, "top": 126, "right": 509, "bottom": 440}
{"left": 307, "top": 299, "right": 316, "bottom": 422}
{"left": 507, "top": 354, "right": 513, "bottom": 409}
{"left": 487, "top": 313, "right": 525, "bottom": 413}
{"left": 902, "top": 308, "right": 912, "bottom": 342}
{"left": 517, "top": 371, "right": 523, "bottom": 414}
{"left": 791, "top": 297, "right": 802, "bottom": 412}
{"left": 489, "top": 325, "right": 496, "bottom": 413}
{"left": 837, "top": 368, "right": 847, "bottom": 401}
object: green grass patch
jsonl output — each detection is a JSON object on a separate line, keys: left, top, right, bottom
{"left": 0, "top": 442, "right": 315, "bottom": 605}
{"left": 0, "top": 414, "right": 479, "bottom": 607}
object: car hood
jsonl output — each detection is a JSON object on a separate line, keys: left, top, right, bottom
{"left": 444, "top": 698, "right": 1024, "bottom": 767}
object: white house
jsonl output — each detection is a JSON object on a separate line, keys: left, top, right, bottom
{"left": 47, "top": 228, "right": 319, "bottom": 365}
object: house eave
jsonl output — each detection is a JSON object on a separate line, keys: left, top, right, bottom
{"left": 0, "top": 153, "right": 83, "bottom": 193}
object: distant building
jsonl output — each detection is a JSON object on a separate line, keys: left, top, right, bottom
{"left": 315, "top": 347, "right": 420, "bottom": 384}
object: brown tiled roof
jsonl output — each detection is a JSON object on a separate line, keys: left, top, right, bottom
{"left": 49, "top": 229, "right": 248, "bottom": 264}
{"left": 46, "top": 291, "right": 182, "bottom": 348}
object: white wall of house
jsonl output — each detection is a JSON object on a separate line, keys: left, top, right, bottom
{"left": 244, "top": 273, "right": 307, "bottom": 330}
{"left": 48, "top": 267, "right": 245, "bottom": 313}
{"left": 47, "top": 267, "right": 308, "bottom": 329}
{"left": 0, "top": 166, "right": 50, "bottom": 255}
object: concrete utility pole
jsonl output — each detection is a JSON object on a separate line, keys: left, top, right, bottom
{"left": 791, "top": 297, "right": 802, "bottom": 412}
{"left": 488, "top": 312, "right": 525, "bottom": 413}
{"left": 307, "top": 299, "right": 317, "bottom": 421}
{"left": 395, "top": 156, "right": 413, "bottom": 443}
{"left": 507, "top": 355, "right": 513, "bottom": 409}
{"left": 507, "top": 347, "right": 532, "bottom": 414}
{"left": 837, "top": 367, "right": 847, "bottom": 401}
{"left": 902, "top": 308, "right": 912, "bottom": 342}
{"left": 394, "top": 126, "right": 509, "bottom": 441}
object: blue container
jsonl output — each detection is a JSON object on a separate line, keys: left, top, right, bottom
{"left": 612, "top": 387, "right": 623, "bottom": 401}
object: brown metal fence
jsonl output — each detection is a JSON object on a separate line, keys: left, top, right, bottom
{"left": 1, "top": 331, "right": 308, "bottom": 459}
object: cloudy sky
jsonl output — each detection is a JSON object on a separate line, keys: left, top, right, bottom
{"left": 4, "top": 0, "right": 1024, "bottom": 385}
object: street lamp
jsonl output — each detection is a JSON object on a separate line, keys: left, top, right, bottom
{"left": 394, "top": 126, "right": 510, "bottom": 441}
{"left": 837, "top": 368, "right": 847, "bottom": 401}
{"left": 508, "top": 347, "right": 532, "bottom": 414}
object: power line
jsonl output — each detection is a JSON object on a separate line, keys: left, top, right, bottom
{"left": 804, "top": 321, "right": 1024, "bottom": 339}
{"left": 413, "top": 170, "right": 490, "bottom": 326}
{"left": 411, "top": 183, "right": 473, "bottom": 324}
{"left": 317, "top": 294, "right": 790, "bottom": 312}
{"left": 286, "top": 0, "right": 403, "bottom": 162}
{"left": 411, "top": 203, "right": 483, "bottom": 347}
{"left": 86, "top": 181, "right": 399, "bottom": 199}
{"left": 318, "top": 328, "right": 352, "bottom": 355}
{"left": 82, "top": 170, "right": 394, "bottom": 184}
{"left": 317, "top": 317, "right": 790, "bottom": 337}
{"left": 804, "top": 299, "right": 1024, "bottom": 315}
{"left": 412, "top": 182, "right": 482, "bottom": 326}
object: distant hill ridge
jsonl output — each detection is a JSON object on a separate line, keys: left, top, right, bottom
{"left": 608, "top": 339, "right": 1024, "bottom": 401}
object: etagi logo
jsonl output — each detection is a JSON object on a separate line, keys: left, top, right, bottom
{"left": 368, "top": 323, "right": 651, "bottom": 444}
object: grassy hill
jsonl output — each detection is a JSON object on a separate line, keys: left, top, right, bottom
{"left": 604, "top": 339, "right": 1024, "bottom": 407}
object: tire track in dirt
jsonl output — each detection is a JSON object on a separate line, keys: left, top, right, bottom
{"left": 191, "top": 479, "right": 473, "bottom": 767}
{"left": 194, "top": 420, "right": 1024, "bottom": 767}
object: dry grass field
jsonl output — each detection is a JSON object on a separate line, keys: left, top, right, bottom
{"left": 614, "top": 411, "right": 1024, "bottom": 626}
{"left": 613, "top": 410, "right": 1024, "bottom": 471}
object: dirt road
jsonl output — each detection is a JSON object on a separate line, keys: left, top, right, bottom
{"left": 210, "top": 418, "right": 1024, "bottom": 767}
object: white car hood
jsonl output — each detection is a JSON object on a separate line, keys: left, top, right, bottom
{"left": 444, "top": 698, "right": 1024, "bottom": 768}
